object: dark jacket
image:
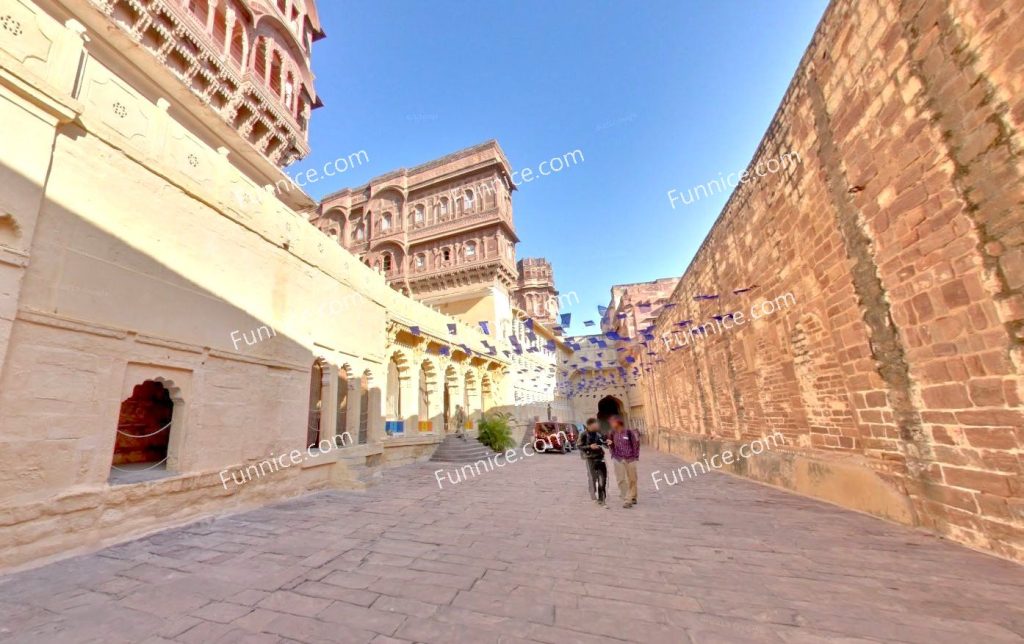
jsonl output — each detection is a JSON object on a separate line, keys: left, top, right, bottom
{"left": 578, "top": 430, "right": 607, "bottom": 460}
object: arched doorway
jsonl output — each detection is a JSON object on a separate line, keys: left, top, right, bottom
{"left": 597, "top": 395, "right": 624, "bottom": 433}
{"left": 110, "top": 380, "right": 174, "bottom": 480}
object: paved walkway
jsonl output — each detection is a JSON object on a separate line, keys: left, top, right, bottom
{"left": 2, "top": 449, "right": 1023, "bottom": 643}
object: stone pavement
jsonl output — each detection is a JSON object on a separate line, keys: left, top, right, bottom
{"left": 2, "top": 449, "right": 1023, "bottom": 644}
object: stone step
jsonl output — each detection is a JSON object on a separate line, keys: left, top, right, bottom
{"left": 430, "top": 433, "right": 498, "bottom": 463}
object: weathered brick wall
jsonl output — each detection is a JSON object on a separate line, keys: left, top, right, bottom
{"left": 645, "top": 0, "right": 1023, "bottom": 561}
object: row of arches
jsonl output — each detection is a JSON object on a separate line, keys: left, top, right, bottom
{"left": 381, "top": 352, "right": 495, "bottom": 434}
{"left": 383, "top": 355, "right": 495, "bottom": 433}
{"left": 362, "top": 240, "right": 485, "bottom": 277}
{"left": 305, "top": 360, "right": 378, "bottom": 449}
{"left": 106, "top": 352, "right": 500, "bottom": 485}
{"left": 316, "top": 182, "right": 500, "bottom": 245}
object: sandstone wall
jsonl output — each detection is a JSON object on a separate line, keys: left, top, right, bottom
{"left": 0, "top": 0, "right": 508, "bottom": 571}
{"left": 645, "top": 0, "right": 1023, "bottom": 561}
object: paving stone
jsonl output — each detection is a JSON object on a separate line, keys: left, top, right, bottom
{"left": 191, "top": 601, "right": 254, "bottom": 623}
{"left": 366, "top": 578, "right": 459, "bottom": 606}
{"left": 393, "top": 616, "right": 503, "bottom": 643}
{"left": 371, "top": 594, "right": 439, "bottom": 619}
{"left": 452, "top": 589, "right": 556, "bottom": 623}
{"left": 291, "top": 581, "right": 380, "bottom": 607}
{"left": 317, "top": 600, "right": 406, "bottom": 635}
{"left": 319, "top": 571, "right": 379, "bottom": 590}
{"left": 1, "top": 453, "right": 1022, "bottom": 643}
{"left": 256, "top": 591, "right": 333, "bottom": 617}
{"left": 174, "top": 619, "right": 237, "bottom": 643}
{"left": 260, "top": 612, "right": 375, "bottom": 643}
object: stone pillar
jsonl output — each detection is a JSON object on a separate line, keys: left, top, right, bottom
{"left": 321, "top": 363, "right": 338, "bottom": 444}
{"left": 344, "top": 375, "right": 360, "bottom": 443}
{"left": 404, "top": 364, "right": 420, "bottom": 435}
{"left": 224, "top": 8, "right": 236, "bottom": 58}
{"left": 367, "top": 369, "right": 385, "bottom": 444}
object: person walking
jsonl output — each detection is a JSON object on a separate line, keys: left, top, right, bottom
{"left": 578, "top": 418, "right": 608, "bottom": 506}
{"left": 609, "top": 415, "right": 639, "bottom": 508}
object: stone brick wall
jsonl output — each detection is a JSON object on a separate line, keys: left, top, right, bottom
{"left": 644, "top": 0, "right": 1023, "bottom": 561}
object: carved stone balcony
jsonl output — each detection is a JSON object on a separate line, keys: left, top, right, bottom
{"left": 86, "top": 0, "right": 312, "bottom": 166}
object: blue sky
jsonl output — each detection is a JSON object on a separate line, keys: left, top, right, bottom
{"left": 290, "top": 0, "right": 829, "bottom": 335}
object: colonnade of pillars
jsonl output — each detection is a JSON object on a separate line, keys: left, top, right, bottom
{"left": 309, "top": 362, "right": 382, "bottom": 448}
{"left": 310, "top": 358, "right": 497, "bottom": 445}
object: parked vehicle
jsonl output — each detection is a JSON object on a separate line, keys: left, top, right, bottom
{"left": 532, "top": 422, "right": 571, "bottom": 453}
{"left": 563, "top": 422, "right": 581, "bottom": 449}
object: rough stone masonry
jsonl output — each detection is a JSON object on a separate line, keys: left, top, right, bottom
{"left": 642, "top": 0, "right": 1024, "bottom": 562}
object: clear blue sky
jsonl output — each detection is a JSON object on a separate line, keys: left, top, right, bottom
{"left": 290, "top": 0, "right": 829, "bottom": 335}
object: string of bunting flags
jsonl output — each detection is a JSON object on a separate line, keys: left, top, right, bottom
{"left": 557, "top": 284, "right": 762, "bottom": 398}
{"left": 399, "top": 284, "right": 761, "bottom": 398}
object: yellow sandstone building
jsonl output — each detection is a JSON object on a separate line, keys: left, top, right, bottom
{"left": 0, "top": 0, "right": 574, "bottom": 570}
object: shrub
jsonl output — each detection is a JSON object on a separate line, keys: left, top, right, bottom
{"left": 477, "top": 412, "right": 516, "bottom": 452}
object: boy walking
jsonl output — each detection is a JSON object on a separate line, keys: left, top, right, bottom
{"left": 578, "top": 418, "right": 608, "bottom": 506}
{"left": 609, "top": 416, "right": 639, "bottom": 508}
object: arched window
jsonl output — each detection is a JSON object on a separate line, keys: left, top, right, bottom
{"left": 283, "top": 72, "right": 296, "bottom": 112}
{"left": 353, "top": 225, "right": 365, "bottom": 241}
{"left": 110, "top": 380, "right": 174, "bottom": 482}
{"left": 229, "top": 22, "right": 245, "bottom": 68}
{"left": 465, "top": 241, "right": 476, "bottom": 258}
{"left": 212, "top": 2, "right": 228, "bottom": 48}
{"left": 382, "top": 254, "right": 393, "bottom": 272}
{"left": 269, "top": 51, "right": 283, "bottom": 95}
{"left": 189, "top": 0, "right": 209, "bottom": 25}
{"left": 439, "top": 197, "right": 449, "bottom": 217}
{"left": 415, "top": 254, "right": 425, "bottom": 270}
{"left": 253, "top": 37, "right": 267, "bottom": 79}
{"left": 381, "top": 212, "right": 392, "bottom": 232}
{"left": 442, "top": 248, "right": 451, "bottom": 262}
{"left": 413, "top": 205, "right": 424, "bottom": 225}
{"left": 465, "top": 189, "right": 475, "bottom": 211}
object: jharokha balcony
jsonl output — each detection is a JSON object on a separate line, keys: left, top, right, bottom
{"left": 89, "top": 0, "right": 324, "bottom": 167}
